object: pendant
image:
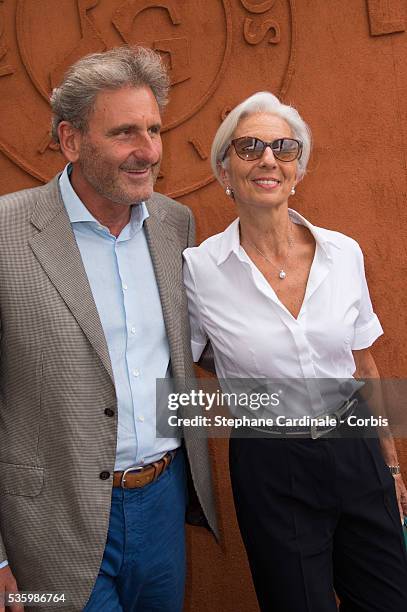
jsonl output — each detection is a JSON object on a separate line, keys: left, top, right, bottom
{"left": 279, "top": 270, "right": 287, "bottom": 280}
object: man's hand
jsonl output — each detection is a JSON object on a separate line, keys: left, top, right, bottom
{"left": 0, "top": 565, "right": 24, "bottom": 612}
{"left": 393, "top": 474, "right": 407, "bottom": 523}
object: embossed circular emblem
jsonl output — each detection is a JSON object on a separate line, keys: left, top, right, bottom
{"left": 0, "top": 0, "right": 295, "bottom": 197}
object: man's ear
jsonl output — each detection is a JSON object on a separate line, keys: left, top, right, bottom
{"left": 57, "top": 122, "right": 82, "bottom": 163}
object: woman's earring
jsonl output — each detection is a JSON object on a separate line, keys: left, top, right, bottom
{"left": 225, "top": 186, "right": 234, "bottom": 198}
{"left": 290, "top": 186, "right": 296, "bottom": 195}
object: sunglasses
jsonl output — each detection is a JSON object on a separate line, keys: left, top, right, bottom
{"left": 223, "top": 136, "right": 303, "bottom": 162}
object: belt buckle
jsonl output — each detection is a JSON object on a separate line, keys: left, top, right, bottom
{"left": 310, "top": 397, "right": 358, "bottom": 440}
{"left": 310, "top": 414, "right": 339, "bottom": 440}
{"left": 341, "top": 398, "right": 358, "bottom": 419}
{"left": 332, "top": 397, "right": 358, "bottom": 425}
{"left": 121, "top": 465, "right": 144, "bottom": 489}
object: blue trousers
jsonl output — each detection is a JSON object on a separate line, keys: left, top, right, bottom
{"left": 84, "top": 450, "right": 187, "bottom": 612}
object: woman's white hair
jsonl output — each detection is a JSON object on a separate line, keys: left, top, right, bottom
{"left": 211, "top": 91, "right": 312, "bottom": 182}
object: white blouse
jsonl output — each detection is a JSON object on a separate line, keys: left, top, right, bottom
{"left": 183, "top": 209, "right": 383, "bottom": 416}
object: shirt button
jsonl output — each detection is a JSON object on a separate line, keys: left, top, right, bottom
{"left": 122, "top": 284, "right": 128, "bottom": 290}
{"left": 137, "top": 415, "right": 145, "bottom": 422}
{"left": 104, "top": 408, "right": 114, "bottom": 417}
{"left": 133, "top": 369, "right": 140, "bottom": 377}
{"left": 131, "top": 326, "right": 136, "bottom": 334}
{"left": 99, "top": 471, "right": 110, "bottom": 480}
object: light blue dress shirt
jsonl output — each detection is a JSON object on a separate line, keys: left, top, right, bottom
{"left": 59, "top": 165, "right": 179, "bottom": 470}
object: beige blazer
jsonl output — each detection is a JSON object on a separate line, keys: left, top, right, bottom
{"left": 0, "top": 176, "right": 218, "bottom": 610}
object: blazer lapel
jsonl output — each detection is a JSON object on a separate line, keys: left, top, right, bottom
{"left": 29, "top": 177, "right": 114, "bottom": 382}
{"left": 144, "top": 197, "right": 185, "bottom": 378}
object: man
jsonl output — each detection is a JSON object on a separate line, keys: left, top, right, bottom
{"left": 0, "top": 46, "right": 218, "bottom": 612}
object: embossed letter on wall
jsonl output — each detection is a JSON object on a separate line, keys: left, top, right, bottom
{"left": 0, "top": 0, "right": 13, "bottom": 76}
{"left": 0, "top": 0, "right": 296, "bottom": 198}
{"left": 366, "top": 0, "right": 405, "bottom": 36}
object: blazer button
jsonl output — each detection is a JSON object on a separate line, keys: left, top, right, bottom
{"left": 104, "top": 408, "right": 114, "bottom": 417}
{"left": 99, "top": 471, "right": 110, "bottom": 480}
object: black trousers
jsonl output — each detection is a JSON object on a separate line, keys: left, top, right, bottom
{"left": 229, "top": 434, "right": 407, "bottom": 612}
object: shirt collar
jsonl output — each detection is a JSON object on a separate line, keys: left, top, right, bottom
{"left": 216, "top": 218, "right": 241, "bottom": 266}
{"left": 288, "top": 209, "right": 341, "bottom": 259}
{"left": 59, "top": 164, "right": 149, "bottom": 237}
{"left": 217, "top": 208, "right": 341, "bottom": 266}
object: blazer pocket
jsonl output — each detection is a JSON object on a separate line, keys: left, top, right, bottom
{"left": 0, "top": 462, "right": 44, "bottom": 497}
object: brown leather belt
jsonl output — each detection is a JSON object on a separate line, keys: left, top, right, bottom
{"left": 113, "top": 450, "right": 177, "bottom": 489}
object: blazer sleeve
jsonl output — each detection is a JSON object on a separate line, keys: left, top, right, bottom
{"left": 0, "top": 317, "right": 7, "bottom": 563}
{"left": 186, "top": 206, "right": 196, "bottom": 248}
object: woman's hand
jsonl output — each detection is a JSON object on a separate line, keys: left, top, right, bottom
{"left": 353, "top": 348, "right": 406, "bottom": 523}
{"left": 393, "top": 474, "right": 407, "bottom": 523}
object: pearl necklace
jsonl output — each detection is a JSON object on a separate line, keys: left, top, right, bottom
{"left": 245, "top": 226, "right": 294, "bottom": 280}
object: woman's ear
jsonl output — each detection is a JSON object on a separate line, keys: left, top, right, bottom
{"left": 295, "top": 165, "right": 305, "bottom": 186}
{"left": 217, "top": 161, "right": 230, "bottom": 188}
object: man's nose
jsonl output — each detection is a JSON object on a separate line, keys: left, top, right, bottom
{"left": 132, "top": 134, "right": 161, "bottom": 163}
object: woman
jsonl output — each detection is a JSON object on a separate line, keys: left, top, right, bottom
{"left": 183, "top": 92, "right": 407, "bottom": 611}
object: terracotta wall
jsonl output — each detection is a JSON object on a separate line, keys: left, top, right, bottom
{"left": 1, "top": 1, "right": 406, "bottom": 610}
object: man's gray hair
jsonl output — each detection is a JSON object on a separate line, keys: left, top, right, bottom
{"left": 50, "top": 46, "right": 170, "bottom": 143}
{"left": 211, "top": 91, "right": 312, "bottom": 182}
